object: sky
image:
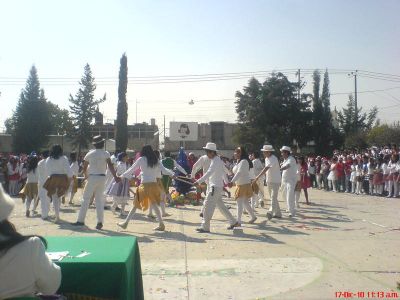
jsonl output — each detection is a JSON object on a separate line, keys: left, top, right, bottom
{"left": 1, "top": 0, "right": 400, "bottom": 135}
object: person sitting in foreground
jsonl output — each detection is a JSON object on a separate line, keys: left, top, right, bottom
{"left": 0, "top": 184, "right": 61, "bottom": 299}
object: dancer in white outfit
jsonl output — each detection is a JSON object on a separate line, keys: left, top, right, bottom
{"left": 250, "top": 151, "right": 265, "bottom": 208}
{"left": 43, "top": 145, "right": 73, "bottom": 223}
{"left": 117, "top": 145, "right": 175, "bottom": 231}
{"left": 255, "top": 145, "right": 282, "bottom": 220}
{"left": 67, "top": 152, "right": 79, "bottom": 205}
{"left": 230, "top": 147, "right": 257, "bottom": 226}
{"left": 73, "top": 136, "right": 119, "bottom": 230}
{"left": 279, "top": 146, "right": 297, "bottom": 217}
{"left": 37, "top": 151, "right": 50, "bottom": 220}
{"left": 107, "top": 152, "right": 131, "bottom": 216}
{"left": 194, "top": 142, "right": 237, "bottom": 233}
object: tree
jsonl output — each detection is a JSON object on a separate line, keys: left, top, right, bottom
{"left": 337, "top": 94, "right": 378, "bottom": 136}
{"left": 367, "top": 124, "right": 400, "bottom": 146}
{"left": 116, "top": 53, "right": 128, "bottom": 151}
{"left": 310, "top": 69, "right": 338, "bottom": 155}
{"left": 69, "top": 64, "right": 106, "bottom": 155}
{"left": 234, "top": 73, "right": 312, "bottom": 151}
{"left": 47, "top": 102, "right": 74, "bottom": 135}
{"left": 7, "top": 66, "right": 51, "bottom": 153}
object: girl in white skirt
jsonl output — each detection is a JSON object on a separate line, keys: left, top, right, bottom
{"left": 107, "top": 152, "right": 130, "bottom": 216}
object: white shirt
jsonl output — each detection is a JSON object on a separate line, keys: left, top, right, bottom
{"left": 196, "top": 156, "right": 228, "bottom": 188}
{"left": 231, "top": 159, "right": 251, "bottom": 185}
{"left": 281, "top": 156, "right": 297, "bottom": 182}
{"left": 26, "top": 170, "right": 38, "bottom": 183}
{"left": 115, "top": 161, "right": 129, "bottom": 176}
{"left": 70, "top": 161, "right": 79, "bottom": 177}
{"left": 156, "top": 161, "right": 174, "bottom": 179}
{"left": 0, "top": 237, "right": 61, "bottom": 299}
{"left": 122, "top": 157, "right": 174, "bottom": 183}
{"left": 190, "top": 155, "right": 211, "bottom": 178}
{"left": 84, "top": 149, "right": 111, "bottom": 175}
{"left": 45, "top": 156, "right": 72, "bottom": 177}
{"left": 37, "top": 159, "right": 48, "bottom": 185}
{"left": 264, "top": 155, "right": 281, "bottom": 184}
{"left": 252, "top": 158, "right": 264, "bottom": 181}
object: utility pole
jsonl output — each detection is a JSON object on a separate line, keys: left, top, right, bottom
{"left": 348, "top": 70, "right": 358, "bottom": 129}
{"left": 297, "top": 69, "right": 301, "bottom": 101}
{"left": 163, "top": 115, "right": 166, "bottom": 146}
{"left": 135, "top": 99, "right": 138, "bottom": 124}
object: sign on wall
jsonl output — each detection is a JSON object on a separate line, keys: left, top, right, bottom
{"left": 169, "top": 122, "right": 198, "bottom": 141}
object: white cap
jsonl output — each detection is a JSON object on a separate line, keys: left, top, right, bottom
{"left": 202, "top": 142, "right": 218, "bottom": 152}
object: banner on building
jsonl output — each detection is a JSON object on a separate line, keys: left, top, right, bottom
{"left": 169, "top": 122, "right": 198, "bottom": 141}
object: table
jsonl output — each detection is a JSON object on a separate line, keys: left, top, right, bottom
{"left": 46, "top": 236, "right": 144, "bottom": 300}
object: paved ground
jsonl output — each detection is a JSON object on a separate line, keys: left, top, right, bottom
{"left": 9, "top": 188, "right": 400, "bottom": 300}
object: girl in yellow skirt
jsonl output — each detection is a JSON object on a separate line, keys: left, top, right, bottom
{"left": 43, "top": 145, "right": 72, "bottom": 223}
{"left": 230, "top": 147, "right": 257, "bottom": 227}
{"left": 117, "top": 145, "right": 175, "bottom": 231}
{"left": 21, "top": 155, "right": 39, "bottom": 217}
{"left": 148, "top": 150, "right": 174, "bottom": 219}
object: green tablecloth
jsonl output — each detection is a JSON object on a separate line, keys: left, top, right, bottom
{"left": 46, "top": 236, "right": 143, "bottom": 300}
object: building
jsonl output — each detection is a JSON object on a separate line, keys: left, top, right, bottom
{"left": 164, "top": 122, "right": 238, "bottom": 157}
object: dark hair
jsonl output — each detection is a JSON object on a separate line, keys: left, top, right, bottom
{"left": 117, "top": 152, "right": 127, "bottom": 161}
{"left": 252, "top": 151, "right": 260, "bottom": 159}
{"left": 164, "top": 151, "right": 171, "bottom": 157}
{"left": 41, "top": 150, "right": 50, "bottom": 159}
{"left": 141, "top": 145, "right": 158, "bottom": 168}
{"left": 27, "top": 156, "right": 38, "bottom": 173}
{"left": 0, "top": 220, "right": 47, "bottom": 254}
{"left": 154, "top": 150, "right": 161, "bottom": 160}
{"left": 50, "top": 144, "right": 63, "bottom": 160}
{"left": 236, "top": 146, "right": 253, "bottom": 169}
{"left": 95, "top": 141, "right": 105, "bottom": 149}
{"left": 298, "top": 156, "right": 306, "bottom": 165}
{"left": 70, "top": 152, "right": 77, "bottom": 162}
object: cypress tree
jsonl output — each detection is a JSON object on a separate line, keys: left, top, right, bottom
{"left": 116, "top": 53, "right": 128, "bottom": 151}
{"left": 69, "top": 64, "right": 106, "bottom": 156}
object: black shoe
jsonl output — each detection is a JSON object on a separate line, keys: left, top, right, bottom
{"left": 71, "top": 221, "right": 85, "bottom": 226}
{"left": 96, "top": 223, "right": 103, "bottom": 230}
{"left": 199, "top": 212, "right": 204, "bottom": 218}
{"left": 227, "top": 222, "right": 240, "bottom": 230}
{"left": 196, "top": 227, "right": 210, "bottom": 233}
{"left": 266, "top": 212, "right": 272, "bottom": 220}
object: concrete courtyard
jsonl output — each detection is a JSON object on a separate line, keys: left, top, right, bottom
{"left": 9, "top": 188, "right": 400, "bottom": 300}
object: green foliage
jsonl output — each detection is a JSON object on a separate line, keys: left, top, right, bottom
{"left": 7, "top": 66, "right": 51, "bottom": 153}
{"left": 47, "top": 102, "right": 74, "bottom": 135}
{"left": 367, "top": 124, "right": 400, "bottom": 146}
{"left": 116, "top": 53, "right": 128, "bottom": 151}
{"left": 311, "top": 69, "right": 336, "bottom": 155}
{"left": 337, "top": 94, "right": 378, "bottom": 135}
{"left": 69, "top": 64, "right": 106, "bottom": 154}
{"left": 235, "top": 73, "right": 312, "bottom": 151}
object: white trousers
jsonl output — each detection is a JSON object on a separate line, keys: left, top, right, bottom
{"left": 267, "top": 182, "right": 281, "bottom": 216}
{"left": 281, "top": 180, "right": 296, "bottom": 215}
{"left": 39, "top": 185, "right": 50, "bottom": 219}
{"left": 77, "top": 176, "right": 106, "bottom": 223}
{"left": 251, "top": 178, "right": 265, "bottom": 208}
{"left": 237, "top": 196, "right": 256, "bottom": 224}
{"left": 8, "top": 180, "right": 19, "bottom": 196}
{"left": 201, "top": 186, "right": 236, "bottom": 231}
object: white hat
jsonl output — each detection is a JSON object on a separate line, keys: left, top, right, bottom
{"left": 0, "top": 184, "right": 14, "bottom": 222}
{"left": 203, "top": 142, "right": 218, "bottom": 152}
{"left": 260, "top": 145, "right": 275, "bottom": 152}
{"left": 280, "top": 146, "right": 291, "bottom": 152}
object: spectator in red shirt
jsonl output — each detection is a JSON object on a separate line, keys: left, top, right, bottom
{"left": 336, "top": 158, "right": 345, "bottom": 192}
{"left": 344, "top": 156, "right": 353, "bottom": 192}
